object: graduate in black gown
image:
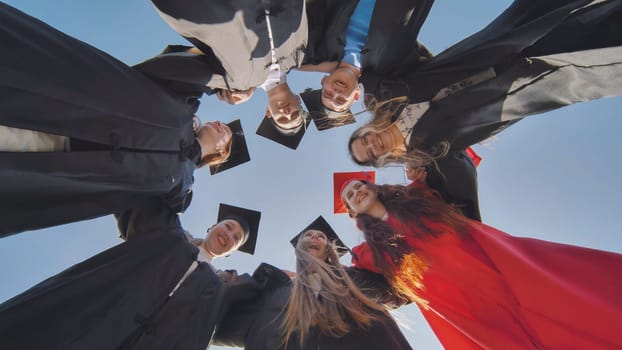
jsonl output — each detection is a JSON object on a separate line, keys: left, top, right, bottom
{"left": 214, "top": 216, "right": 413, "bottom": 350}
{"left": 0, "top": 2, "right": 249, "bottom": 237}
{"left": 0, "top": 200, "right": 262, "bottom": 350}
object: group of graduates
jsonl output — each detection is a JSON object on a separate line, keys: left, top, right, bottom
{"left": 1, "top": 0, "right": 622, "bottom": 349}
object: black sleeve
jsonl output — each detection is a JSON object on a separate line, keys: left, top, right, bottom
{"left": 346, "top": 266, "right": 410, "bottom": 309}
{"left": 213, "top": 263, "right": 289, "bottom": 347}
{"left": 426, "top": 150, "right": 482, "bottom": 221}
{"left": 115, "top": 199, "right": 181, "bottom": 241}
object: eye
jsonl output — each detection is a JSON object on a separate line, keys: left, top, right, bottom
{"left": 361, "top": 133, "right": 369, "bottom": 145}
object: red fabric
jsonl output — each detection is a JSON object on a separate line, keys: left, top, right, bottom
{"left": 352, "top": 219, "right": 622, "bottom": 350}
{"left": 465, "top": 147, "right": 482, "bottom": 167}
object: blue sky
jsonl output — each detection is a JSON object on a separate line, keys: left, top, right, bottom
{"left": 1, "top": 1, "right": 621, "bottom": 349}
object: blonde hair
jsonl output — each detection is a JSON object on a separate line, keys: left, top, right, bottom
{"left": 197, "top": 137, "right": 232, "bottom": 168}
{"left": 349, "top": 96, "right": 448, "bottom": 168}
{"left": 281, "top": 232, "right": 388, "bottom": 346}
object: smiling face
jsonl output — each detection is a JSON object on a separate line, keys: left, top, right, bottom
{"left": 341, "top": 180, "right": 380, "bottom": 217}
{"left": 196, "top": 121, "right": 233, "bottom": 159}
{"left": 320, "top": 68, "right": 360, "bottom": 112}
{"left": 266, "top": 85, "right": 304, "bottom": 131}
{"left": 301, "top": 229, "right": 328, "bottom": 259}
{"left": 203, "top": 219, "right": 245, "bottom": 257}
{"left": 350, "top": 128, "right": 398, "bottom": 164}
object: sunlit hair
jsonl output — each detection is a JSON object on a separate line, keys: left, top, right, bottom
{"left": 311, "top": 112, "right": 354, "bottom": 130}
{"left": 348, "top": 96, "right": 448, "bottom": 168}
{"left": 197, "top": 137, "right": 232, "bottom": 168}
{"left": 281, "top": 231, "right": 388, "bottom": 347}
{"left": 343, "top": 181, "right": 470, "bottom": 305}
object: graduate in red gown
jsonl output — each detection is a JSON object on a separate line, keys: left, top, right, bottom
{"left": 340, "top": 179, "right": 622, "bottom": 350}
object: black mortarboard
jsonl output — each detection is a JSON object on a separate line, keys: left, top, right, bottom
{"left": 209, "top": 119, "right": 251, "bottom": 175}
{"left": 255, "top": 111, "right": 312, "bottom": 150}
{"left": 300, "top": 89, "right": 356, "bottom": 131}
{"left": 290, "top": 216, "right": 349, "bottom": 257}
{"left": 216, "top": 203, "right": 261, "bottom": 255}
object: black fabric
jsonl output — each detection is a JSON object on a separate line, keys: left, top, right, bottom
{"left": 149, "top": 0, "right": 306, "bottom": 91}
{"left": 304, "top": 0, "right": 434, "bottom": 73}
{"left": 214, "top": 263, "right": 412, "bottom": 350}
{"left": 133, "top": 45, "right": 220, "bottom": 97}
{"left": 0, "top": 200, "right": 261, "bottom": 350}
{"left": 426, "top": 151, "right": 481, "bottom": 221}
{"left": 360, "top": 0, "right": 622, "bottom": 222}
{"left": 0, "top": 3, "right": 200, "bottom": 236}
{"left": 151, "top": 0, "right": 301, "bottom": 59}
{"left": 363, "top": 0, "right": 622, "bottom": 151}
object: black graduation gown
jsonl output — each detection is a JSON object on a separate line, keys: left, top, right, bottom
{"left": 214, "top": 263, "right": 413, "bottom": 350}
{"left": 363, "top": 0, "right": 622, "bottom": 150}
{"left": 304, "top": 0, "right": 434, "bottom": 73}
{"left": 148, "top": 0, "right": 307, "bottom": 91}
{"left": 0, "top": 199, "right": 259, "bottom": 350}
{"left": 0, "top": 3, "right": 200, "bottom": 236}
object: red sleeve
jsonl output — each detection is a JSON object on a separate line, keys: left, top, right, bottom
{"left": 407, "top": 181, "right": 428, "bottom": 190}
{"left": 351, "top": 243, "right": 382, "bottom": 274}
{"left": 465, "top": 146, "right": 481, "bottom": 167}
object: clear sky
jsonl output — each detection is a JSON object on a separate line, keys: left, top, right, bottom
{"left": 1, "top": 1, "right": 621, "bottom": 349}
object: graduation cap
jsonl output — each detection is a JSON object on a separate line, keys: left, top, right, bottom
{"left": 255, "top": 111, "right": 312, "bottom": 150}
{"left": 216, "top": 203, "right": 261, "bottom": 255}
{"left": 290, "top": 216, "right": 349, "bottom": 257}
{"left": 333, "top": 171, "right": 376, "bottom": 214}
{"left": 209, "top": 119, "right": 251, "bottom": 175}
{"left": 300, "top": 88, "right": 356, "bottom": 131}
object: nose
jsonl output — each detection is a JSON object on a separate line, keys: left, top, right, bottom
{"left": 279, "top": 106, "right": 292, "bottom": 116}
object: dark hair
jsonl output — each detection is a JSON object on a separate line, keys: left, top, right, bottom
{"left": 354, "top": 183, "right": 470, "bottom": 303}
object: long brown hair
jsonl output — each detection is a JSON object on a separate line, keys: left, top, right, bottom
{"left": 348, "top": 96, "right": 448, "bottom": 167}
{"left": 281, "top": 232, "right": 388, "bottom": 346}
{"left": 353, "top": 182, "right": 470, "bottom": 304}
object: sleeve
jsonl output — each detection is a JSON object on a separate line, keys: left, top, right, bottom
{"left": 115, "top": 199, "right": 181, "bottom": 240}
{"left": 132, "top": 46, "right": 217, "bottom": 106}
{"left": 346, "top": 266, "right": 409, "bottom": 309}
{"left": 213, "top": 263, "right": 289, "bottom": 347}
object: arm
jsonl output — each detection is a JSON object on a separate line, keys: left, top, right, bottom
{"left": 115, "top": 199, "right": 181, "bottom": 241}
{"left": 213, "top": 263, "right": 290, "bottom": 347}
{"left": 346, "top": 266, "right": 410, "bottom": 309}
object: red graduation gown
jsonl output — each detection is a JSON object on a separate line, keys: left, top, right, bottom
{"left": 352, "top": 214, "right": 622, "bottom": 349}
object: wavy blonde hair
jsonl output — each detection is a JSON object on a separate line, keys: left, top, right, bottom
{"left": 348, "top": 96, "right": 448, "bottom": 168}
{"left": 281, "top": 231, "right": 388, "bottom": 347}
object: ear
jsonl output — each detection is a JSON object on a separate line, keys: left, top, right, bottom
{"left": 321, "top": 75, "right": 327, "bottom": 86}
{"left": 347, "top": 209, "right": 358, "bottom": 218}
{"left": 265, "top": 107, "right": 272, "bottom": 119}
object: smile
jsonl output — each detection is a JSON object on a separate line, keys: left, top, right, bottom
{"left": 217, "top": 234, "right": 228, "bottom": 248}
